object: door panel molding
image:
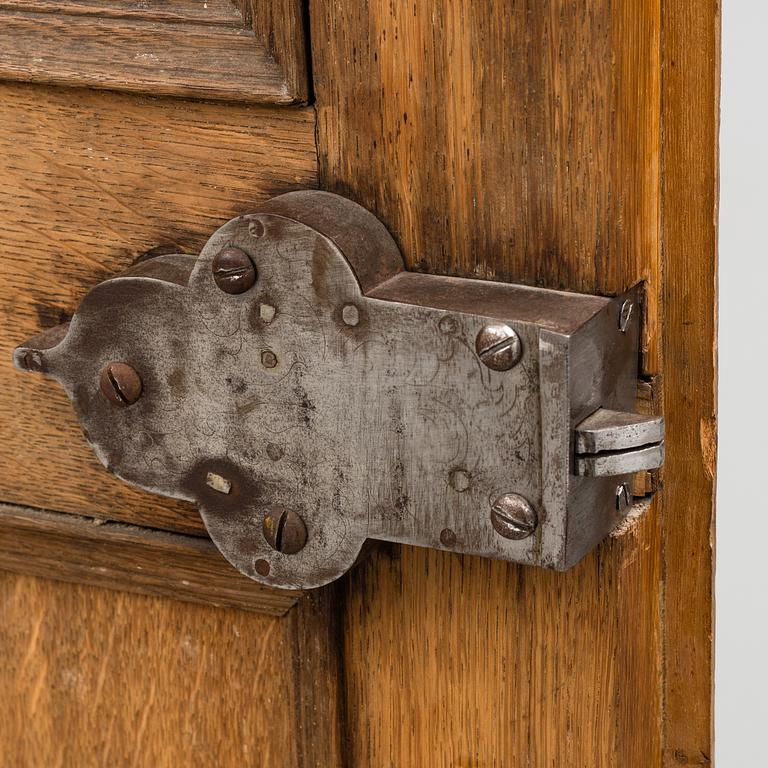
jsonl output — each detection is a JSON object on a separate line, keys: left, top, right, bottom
{"left": 0, "top": 503, "right": 301, "bottom": 615}
{"left": 0, "top": 0, "right": 309, "bottom": 102}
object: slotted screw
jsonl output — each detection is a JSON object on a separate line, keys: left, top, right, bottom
{"left": 490, "top": 493, "right": 538, "bottom": 540}
{"left": 212, "top": 246, "right": 256, "bottom": 295}
{"left": 99, "top": 362, "right": 142, "bottom": 407}
{"left": 263, "top": 508, "right": 307, "bottom": 555}
{"left": 475, "top": 323, "right": 523, "bottom": 371}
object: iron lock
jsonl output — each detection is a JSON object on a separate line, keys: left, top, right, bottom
{"left": 14, "top": 191, "right": 664, "bottom": 589}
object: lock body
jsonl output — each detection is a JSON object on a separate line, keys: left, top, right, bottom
{"left": 14, "top": 192, "right": 662, "bottom": 589}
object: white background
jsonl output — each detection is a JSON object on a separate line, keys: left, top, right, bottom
{"left": 717, "top": 2, "right": 768, "bottom": 763}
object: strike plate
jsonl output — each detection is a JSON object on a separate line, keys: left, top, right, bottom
{"left": 14, "top": 191, "right": 663, "bottom": 589}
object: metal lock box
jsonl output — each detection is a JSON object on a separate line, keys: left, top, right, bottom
{"left": 14, "top": 192, "right": 663, "bottom": 589}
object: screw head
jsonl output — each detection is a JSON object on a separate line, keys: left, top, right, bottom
{"left": 261, "top": 349, "right": 278, "bottom": 369}
{"left": 490, "top": 493, "right": 538, "bottom": 540}
{"left": 616, "top": 483, "right": 632, "bottom": 513}
{"left": 475, "top": 323, "right": 522, "bottom": 371}
{"left": 212, "top": 246, "right": 256, "bottom": 295}
{"left": 618, "top": 300, "right": 633, "bottom": 332}
{"left": 99, "top": 362, "right": 142, "bottom": 407}
{"left": 262, "top": 508, "right": 308, "bottom": 555}
{"left": 20, "top": 349, "right": 43, "bottom": 372}
{"left": 439, "top": 528, "right": 457, "bottom": 547}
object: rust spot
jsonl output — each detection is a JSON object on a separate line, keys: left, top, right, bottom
{"left": 438, "top": 315, "right": 458, "bottom": 335}
{"left": 182, "top": 458, "right": 255, "bottom": 512}
{"left": 167, "top": 368, "right": 187, "bottom": 398}
{"left": 261, "top": 350, "right": 278, "bottom": 369}
{"left": 266, "top": 443, "right": 284, "bottom": 461}
{"left": 449, "top": 467, "right": 471, "bottom": 492}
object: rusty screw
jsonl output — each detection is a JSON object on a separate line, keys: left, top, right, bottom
{"left": 490, "top": 493, "right": 538, "bottom": 540}
{"left": 212, "top": 246, "right": 256, "bottom": 295}
{"left": 99, "top": 362, "right": 142, "bottom": 407}
{"left": 21, "top": 349, "right": 43, "bottom": 372}
{"left": 261, "top": 349, "right": 278, "bottom": 369}
{"left": 475, "top": 323, "right": 523, "bottom": 371}
{"left": 262, "top": 508, "right": 308, "bottom": 555}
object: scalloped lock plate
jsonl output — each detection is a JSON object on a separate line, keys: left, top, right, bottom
{"left": 13, "top": 192, "right": 662, "bottom": 589}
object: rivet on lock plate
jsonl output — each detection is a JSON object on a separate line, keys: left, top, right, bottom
{"left": 13, "top": 191, "right": 664, "bottom": 589}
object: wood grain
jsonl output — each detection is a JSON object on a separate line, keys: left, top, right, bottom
{"left": 0, "top": 0, "right": 308, "bottom": 103}
{"left": 634, "top": 376, "right": 663, "bottom": 496}
{"left": 236, "top": 0, "right": 310, "bottom": 102}
{"left": 0, "top": 569, "right": 344, "bottom": 767}
{"left": 0, "top": 0, "right": 244, "bottom": 24}
{"left": 311, "top": 0, "right": 662, "bottom": 365}
{"left": 0, "top": 82, "right": 318, "bottom": 534}
{"left": 312, "top": 0, "right": 670, "bottom": 764}
{"left": 341, "top": 522, "right": 662, "bottom": 766}
{"left": 0, "top": 502, "right": 300, "bottom": 615}
{"left": 0, "top": 1, "right": 717, "bottom": 764}
{"left": 661, "top": 0, "right": 719, "bottom": 763}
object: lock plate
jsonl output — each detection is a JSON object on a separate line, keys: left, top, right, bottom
{"left": 14, "top": 191, "right": 662, "bottom": 589}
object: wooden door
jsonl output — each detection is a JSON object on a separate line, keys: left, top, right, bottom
{"left": 0, "top": 1, "right": 717, "bottom": 766}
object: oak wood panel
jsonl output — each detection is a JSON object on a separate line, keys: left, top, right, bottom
{"left": 0, "top": 570, "right": 344, "bottom": 767}
{"left": 0, "top": 82, "right": 318, "bottom": 535}
{"left": 342, "top": 519, "right": 661, "bottom": 765}
{"left": 661, "top": 0, "right": 719, "bottom": 763}
{"left": 0, "top": 0, "right": 308, "bottom": 103}
{"left": 0, "top": 503, "right": 300, "bottom": 615}
{"left": 0, "top": 0, "right": 243, "bottom": 24}
{"left": 312, "top": 0, "right": 667, "bottom": 764}
{"left": 236, "top": 0, "right": 310, "bottom": 103}
{"left": 311, "top": 0, "right": 662, "bottom": 366}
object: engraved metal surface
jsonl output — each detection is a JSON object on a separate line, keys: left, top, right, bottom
{"left": 13, "top": 191, "right": 661, "bottom": 589}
